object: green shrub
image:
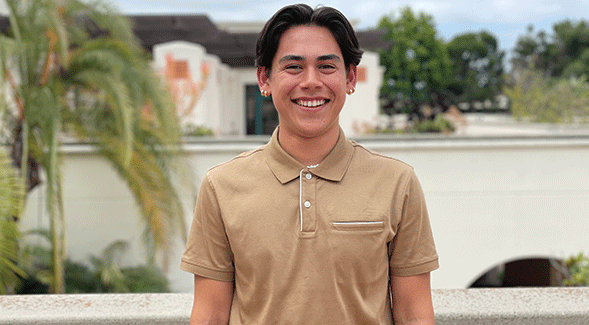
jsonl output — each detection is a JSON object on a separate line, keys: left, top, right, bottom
{"left": 16, "top": 240, "right": 170, "bottom": 294}
{"left": 184, "top": 125, "right": 214, "bottom": 137}
{"left": 65, "top": 260, "right": 99, "bottom": 293}
{"left": 121, "top": 266, "right": 169, "bottom": 293}
{"left": 410, "top": 115, "right": 456, "bottom": 133}
{"left": 564, "top": 252, "right": 589, "bottom": 286}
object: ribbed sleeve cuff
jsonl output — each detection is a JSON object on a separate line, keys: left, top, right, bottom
{"left": 391, "top": 258, "right": 439, "bottom": 277}
{"left": 180, "top": 259, "right": 234, "bottom": 282}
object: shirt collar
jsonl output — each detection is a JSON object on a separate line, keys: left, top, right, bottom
{"left": 265, "top": 127, "right": 354, "bottom": 184}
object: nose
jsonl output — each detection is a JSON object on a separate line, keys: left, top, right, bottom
{"left": 300, "top": 68, "right": 322, "bottom": 90}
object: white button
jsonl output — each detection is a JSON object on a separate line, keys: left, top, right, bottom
{"left": 304, "top": 201, "right": 311, "bottom": 208}
{"left": 305, "top": 173, "right": 312, "bottom": 180}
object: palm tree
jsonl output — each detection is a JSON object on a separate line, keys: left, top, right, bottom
{"left": 0, "top": 0, "right": 191, "bottom": 293}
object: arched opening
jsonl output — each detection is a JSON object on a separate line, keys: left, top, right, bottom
{"left": 469, "top": 257, "right": 569, "bottom": 288}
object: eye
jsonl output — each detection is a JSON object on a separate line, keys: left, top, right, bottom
{"left": 285, "top": 64, "right": 302, "bottom": 71}
{"left": 319, "top": 64, "right": 336, "bottom": 71}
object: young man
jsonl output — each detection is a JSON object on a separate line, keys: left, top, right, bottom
{"left": 181, "top": 4, "right": 438, "bottom": 324}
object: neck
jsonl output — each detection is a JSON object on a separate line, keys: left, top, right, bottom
{"left": 277, "top": 127, "right": 340, "bottom": 167}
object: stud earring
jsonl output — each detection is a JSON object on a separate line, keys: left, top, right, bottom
{"left": 347, "top": 88, "right": 355, "bottom": 95}
{"left": 261, "top": 90, "right": 270, "bottom": 97}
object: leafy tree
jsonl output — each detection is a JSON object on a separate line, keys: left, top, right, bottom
{"left": 504, "top": 68, "right": 589, "bottom": 123}
{"left": 447, "top": 31, "right": 505, "bottom": 108}
{"left": 512, "top": 21, "right": 589, "bottom": 78}
{"left": 510, "top": 21, "right": 589, "bottom": 124}
{"left": 0, "top": 0, "right": 191, "bottom": 293}
{"left": 378, "top": 6, "right": 452, "bottom": 121}
{"left": 512, "top": 25, "right": 560, "bottom": 75}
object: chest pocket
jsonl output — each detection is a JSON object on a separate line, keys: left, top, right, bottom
{"left": 327, "top": 213, "right": 390, "bottom": 288}
{"left": 331, "top": 213, "right": 387, "bottom": 232}
{"left": 332, "top": 220, "right": 385, "bottom": 231}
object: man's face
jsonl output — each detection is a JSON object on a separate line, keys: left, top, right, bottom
{"left": 257, "top": 25, "right": 357, "bottom": 140}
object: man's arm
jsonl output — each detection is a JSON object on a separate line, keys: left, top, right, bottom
{"left": 390, "top": 272, "right": 435, "bottom": 325}
{"left": 190, "top": 275, "right": 234, "bottom": 325}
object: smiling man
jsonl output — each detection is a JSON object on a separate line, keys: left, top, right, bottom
{"left": 257, "top": 25, "right": 350, "bottom": 167}
{"left": 181, "top": 4, "right": 439, "bottom": 324}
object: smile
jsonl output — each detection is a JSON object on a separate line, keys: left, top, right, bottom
{"left": 293, "top": 99, "right": 329, "bottom": 108}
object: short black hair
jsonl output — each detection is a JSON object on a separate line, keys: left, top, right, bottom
{"left": 255, "top": 4, "right": 363, "bottom": 74}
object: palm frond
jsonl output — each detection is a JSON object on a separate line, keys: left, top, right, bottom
{"left": 67, "top": 102, "right": 187, "bottom": 268}
{"left": 0, "top": 148, "right": 26, "bottom": 294}
{"left": 101, "top": 135, "right": 184, "bottom": 269}
{"left": 43, "top": 0, "right": 70, "bottom": 68}
{"left": 71, "top": 69, "right": 134, "bottom": 165}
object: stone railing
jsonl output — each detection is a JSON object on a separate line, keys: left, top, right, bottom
{"left": 1, "top": 288, "right": 588, "bottom": 324}
{"left": 433, "top": 288, "right": 589, "bottom": 324}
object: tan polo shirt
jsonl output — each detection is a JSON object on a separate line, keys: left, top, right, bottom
{"left": 181, "top": 128, "right": 438, "bottom": 324}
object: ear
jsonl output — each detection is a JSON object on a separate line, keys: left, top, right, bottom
{"left": 346, "top": 65, "right": 358, "bottom": 89}
{"left": 257, "top": 66, "right": 271, "bottom": 95}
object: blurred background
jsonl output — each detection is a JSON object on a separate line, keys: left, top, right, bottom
{"left": 1, "top": 0, "right": 588, "bottom": 294}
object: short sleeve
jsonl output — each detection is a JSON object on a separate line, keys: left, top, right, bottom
{"left": 180, "top": 174, "right": 234, "bottom": 282}
{"left": 389, "top": 170, "right": 439, "bottom": 277}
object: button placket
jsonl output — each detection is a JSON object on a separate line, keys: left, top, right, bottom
{"left": 299, "top": 169, "right": 317, "bottom": 234}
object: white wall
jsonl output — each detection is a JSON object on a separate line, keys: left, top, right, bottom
{"left": 218, "top": 64, "right": 241, "bottom": 136}
{"left": 19, "top": 136, "right": 589, "bottom": 292}
{"left": 363, "top": 137, "right": 589, "bottom": 288}
{"left": 201, "top": 54, "right": 222, "bottom": 133}
{"left": 340, "top": 51, "right": 384, "bottom": 136}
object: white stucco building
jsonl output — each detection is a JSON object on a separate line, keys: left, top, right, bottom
{"left": 132, "top": 15, "right": 388, "bottom": 137}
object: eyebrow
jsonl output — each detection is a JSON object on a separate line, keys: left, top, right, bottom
{"left": 318, "top": 54, "right": 341, "bottom": 62}
{"left": 278, "top": 54, "right": 342, "bottom": 63}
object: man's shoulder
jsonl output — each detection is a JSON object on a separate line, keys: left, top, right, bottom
{"left": 349, "top": 140, "right": 414, "bottom": 172}
{"left": 207, "top": 144, "right": 268, "bottom": 179}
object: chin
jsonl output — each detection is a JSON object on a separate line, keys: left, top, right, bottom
{"left": 295, "top": 124, "right": 337, "bottom": 138}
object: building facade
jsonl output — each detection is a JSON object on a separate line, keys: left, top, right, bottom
{"left": 133, "top": 15, "right": 387, "bottom": 137}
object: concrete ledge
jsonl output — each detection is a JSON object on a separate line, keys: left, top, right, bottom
{"left": 433, "top": 288, "right": 589, "bottom": 324}
{"left": 1, "top": 288, "right": 588, "bottom": 324}
{"left": 0, "top": 293, "right": 191, "bottom": 325}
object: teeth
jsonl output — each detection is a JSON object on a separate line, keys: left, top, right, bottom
{"left": 297, "top": 100, "right": 326, "bottom": 107}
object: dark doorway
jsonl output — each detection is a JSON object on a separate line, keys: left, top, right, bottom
{"left": 469, "top": 258, "right": 567, "bottom": 288}
{"left": 245, "top": 85, "right": 278, "bottom": 135}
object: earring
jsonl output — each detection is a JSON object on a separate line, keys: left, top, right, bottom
{"left": 261, "top": 90, "right": 270, "bottom": 97}
{"left": 347, "top": 88, "right": 355, "bottom": 95}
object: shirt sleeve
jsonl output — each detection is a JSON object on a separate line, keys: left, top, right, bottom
{"left": 389, "top": 170, "right": 439, "bottom": 277}
{"left": 180, "top": 173, "right": 234, "bottom": 282}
